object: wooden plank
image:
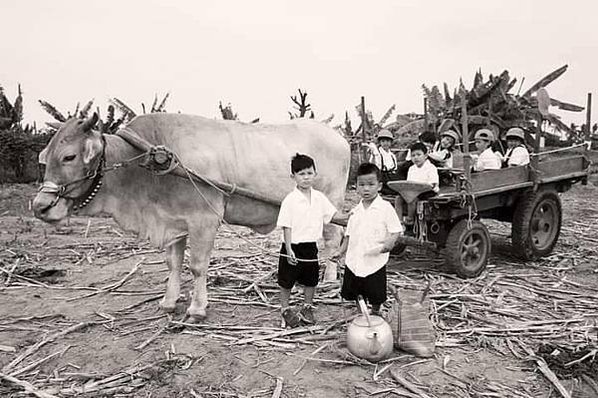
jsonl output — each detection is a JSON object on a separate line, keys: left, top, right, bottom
{"left": 470, "top": 166, "right": 530, "bottom": 191}
{"left": 537, "top": 155, "right": 587, "bottom": 180}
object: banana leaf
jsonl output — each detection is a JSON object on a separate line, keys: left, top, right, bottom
{"left": 522, "top": 65, "right": 568, "bottom": 98}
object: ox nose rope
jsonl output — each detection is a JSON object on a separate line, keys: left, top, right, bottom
{"left": 39, "top": 148, "right": 147, "bottom": 213}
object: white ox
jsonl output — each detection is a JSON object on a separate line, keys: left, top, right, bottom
{"left": 33, "top": 113, "right": 350, "bottom": 320}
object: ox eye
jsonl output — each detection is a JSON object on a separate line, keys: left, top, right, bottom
{"left": 63, "top": 154, "right": 76, "bottom": 162}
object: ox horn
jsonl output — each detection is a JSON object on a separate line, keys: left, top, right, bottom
{"left": 81, "top": 112, "right": 99, "bottom": 132}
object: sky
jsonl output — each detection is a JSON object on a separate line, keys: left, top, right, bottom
{"left": 1, "top": 0, "right": 596, "bottom": 129}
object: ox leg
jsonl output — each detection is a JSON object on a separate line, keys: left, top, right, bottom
{"left": 322, "top": 224, "right": 344, "bottom": 281}
{"left": 159, "top": 236, "right": 187, "bottom": 313}
{"left": 186, "top": 222, "right": 219, "bottom": 321}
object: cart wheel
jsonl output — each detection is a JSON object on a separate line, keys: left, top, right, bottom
{"left": 512, "top": 189, "right": 562, "bottom": 260}
{"left": 445, "top": 219, "right": 490, "bottom": 278}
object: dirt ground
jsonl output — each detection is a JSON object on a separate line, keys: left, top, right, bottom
{"left": 1, "top": 180, "right": 597, "bottom": 398}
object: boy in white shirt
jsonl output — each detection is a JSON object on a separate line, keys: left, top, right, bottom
{"left": 333, "top": 163, "right": 402, "bottom": 315}
{"left": 395, "top": 142, "right": 439, "bottom": 233}
{"left": 502, "top": 127, "right": 530, "bottom": 167}
{"left": 471, "top": 129, "right": 502, "bottom": 171}
{"left": 277, "top": 153, "right": 346, "bottom": 328}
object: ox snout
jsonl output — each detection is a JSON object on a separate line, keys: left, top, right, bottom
{"left": 32, "top": 192, "right": 70, "bottom": 222}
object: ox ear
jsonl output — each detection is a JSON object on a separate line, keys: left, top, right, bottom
{"left": 82, "top": 137, "right": 103, "bottom": 164}
{"left": 38, "top": 147, "right": 48, "bottom": 165}
{"left": 81, "top": 112, "right": 99, "bottom": 132}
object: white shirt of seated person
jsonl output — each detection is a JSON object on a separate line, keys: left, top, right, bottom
{"left": 407, "top": 159, "right": 439, "bottom": 192}
{"left": 473, "top": 147, "right": 502, "bottom": 171}
{"left": 504, "top": 145, "right": 530, "bottom": 166}
{"left": 428, "top": 140, "right": 453, "bottom": 168}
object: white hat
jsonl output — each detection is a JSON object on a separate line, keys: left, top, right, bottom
{"left": 505, "top": 127, "right": 525, "bottom": 141}
{"left": 377, "top": 129, "right": 394, "bottom": 140}
{"left": 474, "top": 128, "right": 494, "bottom": 142}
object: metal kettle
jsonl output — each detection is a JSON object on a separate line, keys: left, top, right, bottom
{"left": 346, "top": 296, "right": 393, "bottom": 362}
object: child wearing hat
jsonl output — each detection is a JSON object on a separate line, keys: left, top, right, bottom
{"left": 502, "top": 127, "right": 530, "bottom": 167}
{"left": 366, "top": 129, "right": 398, "bottom": 175}
{"left": 429, "top": 129, "right": 460, "bottom": 168}
{"left": 471, "top": 128, "right": 502, "bottom": 172}
{"left": 366, "top": 129, "right": 398, "bottom": 195}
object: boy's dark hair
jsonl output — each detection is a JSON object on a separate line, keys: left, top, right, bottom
{"left": 410, "top": 141, "right": 428, "bottom": 154}
{"left": 356, "top": 162, "right": 381, "bottom": 181}
{"left": 291, "top": 153, "right": 316, "bottom": 174}
{"left": 418, "top": 131, "right": 437, "bottom": 145}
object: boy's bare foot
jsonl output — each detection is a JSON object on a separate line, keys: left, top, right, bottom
{"left": 297, "top": 304, "right": 315, "bottom": 324}
{"left": 281, "top": 307, "right": 301, "bottom": 328}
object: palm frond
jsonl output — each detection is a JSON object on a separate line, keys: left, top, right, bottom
{"left": 12, "top": 84, "right": 23, "bottom": 123}
{"left": 378, "top": 105, "right": 395, "bottom": 126}
{"left": 79, "top": 99, "right": 94, "bottom": 118}
{"left": 150, "top": 94, "right": 158, "bottom": 113}
{"left": 39, "top": 100, "right": 67, "bottom": 122}
{"left": 155, "top": 92, "right": 169, "bottom": 112}
{"left": 522, "top": 65, "right": 568, "bottom": 98}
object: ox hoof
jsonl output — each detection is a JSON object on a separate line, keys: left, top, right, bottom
{"left": 159, "top": 300, "right": 177, "bottom": 313}
{"left": 186, "top": 309, "right": 207, "bottom": 323}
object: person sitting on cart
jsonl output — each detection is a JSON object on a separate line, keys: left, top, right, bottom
{"left": 428, "top": 129, "right": 460, "bottom": 168}
{"left": 398, "top": 131, "right": 437, "bottom": 180}
{"left": 366, "top": 129, "right": 398, "bottom": 174}
{"left": 365, "top": 129, "right": 399, "bottom": 194}
{"left": 501, "top": 127, "right": 530, "bottom": 167}
{"left": 471, "top": 128, "right": 502, "bottom": 172}
{"left": 395, "top": 142, "right": 439, "bottom": 233}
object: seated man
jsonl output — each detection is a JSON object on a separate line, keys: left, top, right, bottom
{"left": 501, "top": 127, "right": 530, "bottom": 167}
{"left": 471, "top": 129, "right": 502, "bottom": 172}
{"left": 395, "top": 142, "right": 439, "bottom": 233}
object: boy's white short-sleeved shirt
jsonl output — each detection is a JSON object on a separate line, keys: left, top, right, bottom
{"left": 504, "top": 146, "right": 530, "bottom": 166}
{"left": 407, "top": 159, "right": 440, "bottom": 192}
{"left": 345, "top": 195, "right": 403, "bottom": 277}
{"left": 474, "top": 148, "right": 502, "bottom": 171}
{"left": 276, "top": 187, "right": 337, "bottom": 244}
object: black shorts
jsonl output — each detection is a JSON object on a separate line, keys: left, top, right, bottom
{"left": 277, "top": 242, "right": 319, "bottom": 289}
{"left": 340, "top": 265, "right": 387, "bottom": 305}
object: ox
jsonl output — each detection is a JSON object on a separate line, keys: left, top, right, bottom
{"left": 33, "top": 113, "right": 350, "bottom": 321}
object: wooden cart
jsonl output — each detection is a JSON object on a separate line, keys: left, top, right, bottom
{"left": 387, "top": 151, "right": 591, "bottom": 278}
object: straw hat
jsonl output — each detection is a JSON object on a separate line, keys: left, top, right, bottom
{"left": 474, "top": 128, "right": 494, "bottom": 142}
{"left": 505, "top": 127, "right": 525, "bottom": 141}
{"left": 440, "top": 130, "right": 460, "bottom": 143}
{"left": 377, "top": 129, "right": 394, "bottom": 140}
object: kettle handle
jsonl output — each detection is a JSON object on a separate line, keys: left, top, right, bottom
{"left": 356, "top": 295, "right": 372, "bottom": 327}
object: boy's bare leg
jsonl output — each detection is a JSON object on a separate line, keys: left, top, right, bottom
{"left": 280, "top": 287, "right": 301, "bottom": 327}
{"left": 371, "top": 303, "right": 381, "bottom": 315}
{"left": 304, "top": 286, "right": 315, "bottom": 305}
{"left": 298, "top": 286, "right": 316, "bottom": 324}
{"left": 280, "top": 287, "right": 291, "bottom": 309}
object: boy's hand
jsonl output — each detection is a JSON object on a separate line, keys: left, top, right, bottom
{"left": 329, "top": 250, "right": 343, "bottom": 262}
{"left": 287, "top": 249, "right": 298, "bottom": 265}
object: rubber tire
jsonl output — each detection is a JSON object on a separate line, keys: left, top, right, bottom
{"left": 445, "top": 219, "right": 491, "bottom": 278}
{"left": 512, "top": 189, "right": 562, "bottom": 260}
